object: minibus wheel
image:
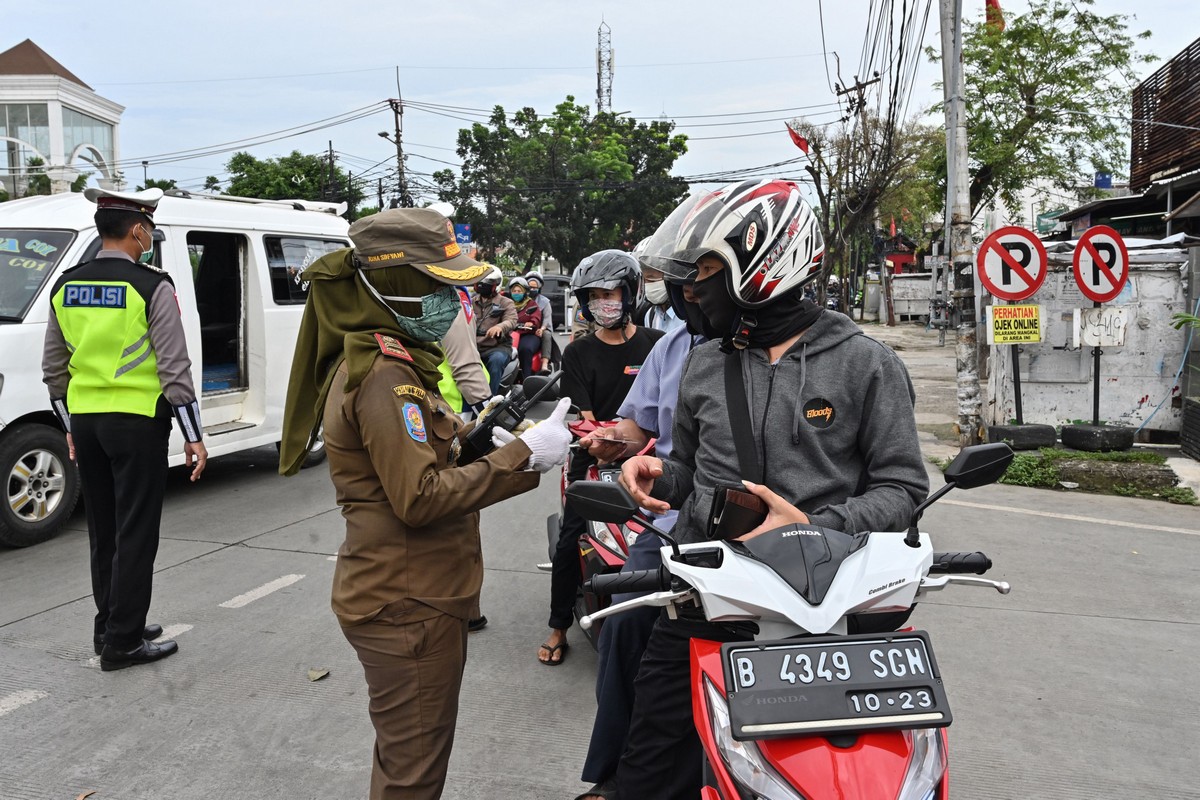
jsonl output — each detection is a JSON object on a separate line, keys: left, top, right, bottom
{"left": 0, "top": 424, "right": 81, "bottom": 547}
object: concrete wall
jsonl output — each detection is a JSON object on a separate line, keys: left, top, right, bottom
{"left": 985, "top": 247, "right": 1196, "bottom": 434}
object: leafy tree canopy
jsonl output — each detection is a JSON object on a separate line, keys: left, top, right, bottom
{"left": 433, "top": 96, "right": 689, "bottom": 269}
{"left": 225, "top": 150, "right": 349, "bottom": 202}
{"left": 137, "top": 178, "right": 177, "bottom": 192}
{"left": 933, "top": 0, "right": 1155, "bottom": 216}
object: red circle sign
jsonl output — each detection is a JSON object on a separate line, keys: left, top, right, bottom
{"left": 976, "top": 226, "right": 1048, "bottom": 301}
{"left": 1072, "top": 225, "right": 1129, "bottom": 304}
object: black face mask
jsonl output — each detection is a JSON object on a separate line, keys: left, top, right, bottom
{"left": 693, "top": 272, "right": 823, "bottom": 349}
{"left": 477, "top": 283, "right": 496, "bottom": 298}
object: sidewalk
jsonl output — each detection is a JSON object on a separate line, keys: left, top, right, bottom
{"left": 858, "top": 318, "right": 1200, "bottom": 497}
{"left": 857, "top": 319, "right": 961, "bottom": 464}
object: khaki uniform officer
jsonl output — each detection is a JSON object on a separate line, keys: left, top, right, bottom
{"left": 41, "top": 187, "right": 207, "bottom": 671}
{"left": 279, "top": 208, "right": 570, "bottom": 800}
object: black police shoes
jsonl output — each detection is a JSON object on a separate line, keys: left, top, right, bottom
{"left": 100, "top": 638, "right": 178, "bottom": 672}
{"left": 93, "top": 623, "right": 164, "bottom": 655}
{"left": 468, "top": 616, "right": 489, "bottom": 633}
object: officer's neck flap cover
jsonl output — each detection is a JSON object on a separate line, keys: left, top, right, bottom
{"left": 279, "top": 248, "right": 446, "bottom": 476}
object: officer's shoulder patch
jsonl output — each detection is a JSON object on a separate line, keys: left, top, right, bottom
{"left": 401, "top": 402, "right": 427, "bottom": 442}
{"left": 375, "top": 333, "right": 413, "bottom": 362}
{"left": 393, "top": 384, "right": 426, "bottom": 401}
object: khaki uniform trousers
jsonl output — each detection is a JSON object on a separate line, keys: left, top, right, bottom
{"left": 343, "top": 612, "right": 469, "bottom": 800}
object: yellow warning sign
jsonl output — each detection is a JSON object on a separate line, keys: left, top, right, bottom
{"left": 988, "top": 304, "right": 1042, "bottom": 344}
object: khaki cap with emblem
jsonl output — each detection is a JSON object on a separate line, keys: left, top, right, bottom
{"left": 348, "top": 207, "right": 489, "bottom": 285}
{"left": 83, "top": 187, "right": 164, "bottom": 222}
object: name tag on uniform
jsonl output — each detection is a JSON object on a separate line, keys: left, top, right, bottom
{"left": 63, "top": 284, "right": 126, "bottom": 308}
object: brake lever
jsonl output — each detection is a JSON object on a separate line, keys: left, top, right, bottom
{"left": 918, "top": 575, "right": 1011, "bottom": 595}
{"left": 580, "top": 589, "right": 695, "bottom": 630}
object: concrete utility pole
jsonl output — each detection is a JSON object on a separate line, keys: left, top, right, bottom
{"left": 387, "top": 98, "right": 413, "bottom": 208}
{"left": 938, "top": 0, "right": 983, "bottom": 447}
{"left": 596, "top": 20, "right": 614, "bottom": 114}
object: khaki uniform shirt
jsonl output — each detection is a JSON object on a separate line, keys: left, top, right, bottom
{"left": 324, "top": 349, "right": 538, "bottom": 628}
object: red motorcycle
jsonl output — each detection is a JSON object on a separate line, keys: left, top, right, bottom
{"left": 568, "top": 443, "right": 1016, "bottom": 798}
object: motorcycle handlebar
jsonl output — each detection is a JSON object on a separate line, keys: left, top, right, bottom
{"left": 586, "top": 567, "right": 671, "bottom": 596}
{"left": 930, "top": 551, "right": 992, "bottom": 575}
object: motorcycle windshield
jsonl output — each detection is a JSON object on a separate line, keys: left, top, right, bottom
{"left": 0, "top": 229, "right": 77, "bottom": 321}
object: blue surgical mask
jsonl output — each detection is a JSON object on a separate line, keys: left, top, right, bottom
{"left": 359, "top": 274, "right": 460, "bottom": 342}
{"left": 511, "top": 291, "right": 526, "bottom": 303}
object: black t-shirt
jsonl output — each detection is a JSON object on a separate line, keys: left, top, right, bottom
{"left": 561, "top": 327, "right": 666, "bottom": 421}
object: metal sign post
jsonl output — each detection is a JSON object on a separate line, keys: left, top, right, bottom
{"left": 1072, "top": 226, "right": 1130, "bottom": 426}
{"left": 977, "top": 227, "right": 1048, "bottom": 425}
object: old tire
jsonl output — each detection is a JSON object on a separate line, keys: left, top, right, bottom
{"left": 986, "top": 424, "right": 1057, "bottom": 451}
{"left": 0, "top": 423, "right": 81, "bottom": 548}
{"left": 1060, "top": 424, "right": 1136, "bottom": 453}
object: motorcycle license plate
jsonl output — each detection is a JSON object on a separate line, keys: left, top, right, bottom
{"left": 720, "top": 631, "right": 951, "bottom": 740}
{"left": 598, "top": 468, "right": 621, "bottom": 483}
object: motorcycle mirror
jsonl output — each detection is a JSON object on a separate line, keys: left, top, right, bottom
{"left": 566, "top": 480, "right": 639, "bottom": 525}
{"left": 943, "top": 443, "right": 1015, "bottom": 489}
{"left": 904, "top": 442, "right": 1015, "bottom": 547}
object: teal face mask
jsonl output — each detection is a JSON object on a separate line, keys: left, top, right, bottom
{"left": 510, "top": 291, "right": 526, "bottom": 303}
{"left": 359, "top": 273, "right": 460, "bottom": 342}
{"left": 135, "top": 225, "right": 154, "bottom": 264}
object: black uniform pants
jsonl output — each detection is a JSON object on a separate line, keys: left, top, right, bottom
{"left": 548, "top": 453, "right": 593, "bottom": 631}
{"left": 72, "top": 412, "right": 171, "bottom": 651}
{"left": 581, "top": 529, "right": 664, "bottom": 784}
{"left": 614, "top": 614, "right": 755, "bottom": 800}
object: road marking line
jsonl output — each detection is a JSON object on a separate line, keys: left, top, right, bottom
{"left": 0, "top": 689, "right": 48, "bottom": 717}
{"left": 326, "top": 556, "right": 337, "bottom": 562}
{"left": 941, "top": 499, "right": 1200, "bottom": 536}
{"left": 219, "top": 574, "right": 305, "bottom": 608}
{"left": 153, "top": 624, "right": 193, "bottom": 641}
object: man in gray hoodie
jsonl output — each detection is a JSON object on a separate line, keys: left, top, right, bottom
{"left": 605, "top": 180, "right": 929, "bottom": 800}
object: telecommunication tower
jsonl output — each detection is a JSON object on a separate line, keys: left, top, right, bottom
{"left": 596, "top": 21, "right": 614, "bottom": 113}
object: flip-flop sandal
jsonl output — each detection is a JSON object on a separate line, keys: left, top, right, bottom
{"left": 538, "top": 640, "right": 569, "bottom": 666}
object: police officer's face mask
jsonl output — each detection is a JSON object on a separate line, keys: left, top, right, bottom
{"left": 134, "top": 225, "right": 154, "bottom": 264}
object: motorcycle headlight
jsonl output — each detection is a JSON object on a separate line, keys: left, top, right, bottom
{"left": 703, "top": 675, "right": 807, "bottom": 800}
{"left": 896, "top": 728, "right": 946, "bottom": 800}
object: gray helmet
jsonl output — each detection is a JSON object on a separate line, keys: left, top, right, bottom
{"left": 570, "top": 249, "right": 642, "bottom": 323}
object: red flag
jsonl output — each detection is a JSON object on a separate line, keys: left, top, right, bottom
{"left": 890, "top": 216, "right": 897, "bottom": 237}
{"left": 985, "top": 0, "right": 1005, "bottom": 31}
{"left": 787, "top": 126, "right": 809, "bottom": 153}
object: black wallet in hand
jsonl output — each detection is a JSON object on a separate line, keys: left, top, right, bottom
{"left": 706, "top": 484, "right": 769, "bottom": 541}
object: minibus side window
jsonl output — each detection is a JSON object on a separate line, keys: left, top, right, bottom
{"left": 265, "top": 236, "right": 347, "bottom": 305}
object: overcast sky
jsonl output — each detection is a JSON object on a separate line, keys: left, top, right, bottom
{"left": 5, "top": 0, "right": 1191, "bottom": 206}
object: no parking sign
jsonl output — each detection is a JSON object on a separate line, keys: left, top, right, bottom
{"left": 976, "top": 226, "right": 1047, "bottom": 301}
{"left": 1072, "top": 226, "right": 1128, "bottom": 303}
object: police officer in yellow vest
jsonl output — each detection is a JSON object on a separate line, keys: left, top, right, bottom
{"left": 42, "top": 187, "right": 207, "bottom": 671}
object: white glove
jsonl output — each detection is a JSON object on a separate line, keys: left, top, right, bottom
{"left": 491, "top": 397, "right": 572, "bottom": 473}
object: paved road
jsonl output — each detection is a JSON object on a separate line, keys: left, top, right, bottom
{"left": 2, "top": 326, "right": 1198, "bottom": 798}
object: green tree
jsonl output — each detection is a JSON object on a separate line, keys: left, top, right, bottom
{"left": 25, "top": 156, "right": 51, "bottom": 196}
{"left": 935, "top": 0, "right": 1155, "bottom": 216}
{"left": 137, "top": 178, "right": 177, "bottom": 192}
{"left": 433, "top": 96, "right": 688, "bottom": 268}
{"left": 203, "top": 175, "right": 222, "bottom": 192}
{"left": 225, "top": 150, "right": 350, "bottom": 202}
{"left": 792, "top": 115, "right": 938, "bottom": 304}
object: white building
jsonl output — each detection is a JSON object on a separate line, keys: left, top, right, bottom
{"left": 0, "top": 39, "right": 123, "bottom": 197}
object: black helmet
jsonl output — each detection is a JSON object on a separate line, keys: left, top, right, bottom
{"left": 570, "top": 249, "right": 642, "bottom": 324}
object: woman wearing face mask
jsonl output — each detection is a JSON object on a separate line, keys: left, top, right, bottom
{"left": 537, "top": 251, "right": 666, "bottom": 665}
{"left": 523, "top": 271, "right": 557, "bottom": 373}
{"left": 279, "top": 208, "right": 571, "bottom": 799}
{"left": 506, "top": 276, "right": 544, "bottom": 382}
{"left": 631, "top": 238, "right": 686, "bottom": 334}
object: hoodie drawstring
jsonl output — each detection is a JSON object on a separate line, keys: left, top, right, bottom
{"left": 791, "top": 342, "right": 809, "bottom": 445}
